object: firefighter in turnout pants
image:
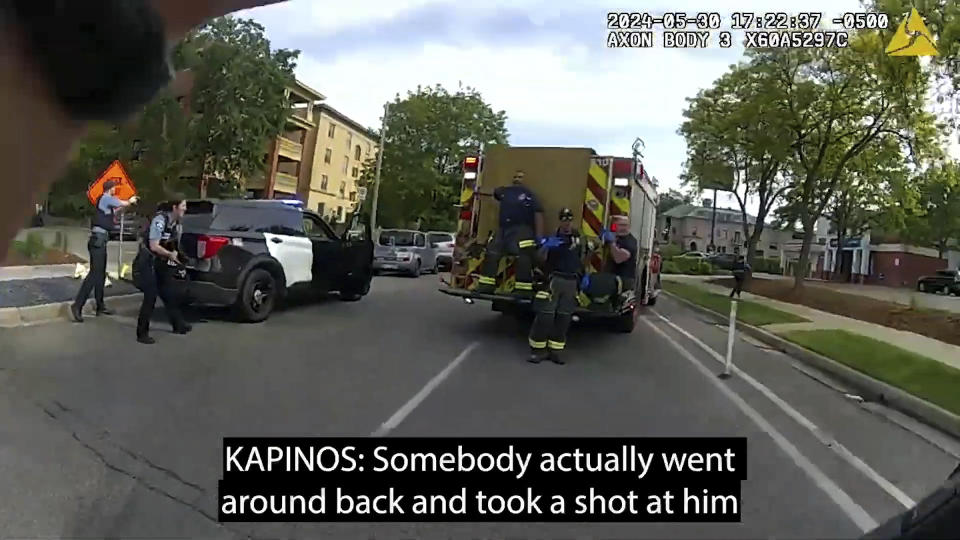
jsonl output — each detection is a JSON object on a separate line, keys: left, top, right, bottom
{"left": 528, "top": 208, "right": 584, "bottom": 365}
{"left": 476, "top": 170, "right": 545, "bottom": 297}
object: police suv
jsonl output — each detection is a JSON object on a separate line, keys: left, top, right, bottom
{"left": 177, "top": 199, "right": 374, "bottom": 322}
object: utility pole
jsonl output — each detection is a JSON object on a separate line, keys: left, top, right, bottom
{"left": 710, "top": 188, "right": 718, "bottom": 253}
{"left": 370, "top": 102, "right": 389, "bottom": 233}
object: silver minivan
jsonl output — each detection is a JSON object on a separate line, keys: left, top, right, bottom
{"left": 373, "top": 229, "right": 439, "bottom": 277}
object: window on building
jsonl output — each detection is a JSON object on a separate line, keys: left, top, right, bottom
{"left": 342, "top": 156, "right": 349, "bottom": 174}
{"left": 734, "top": 231, "right": 741, "bottom": 243}
{"left": 317, "top": 202, "right": 325, "bottom": 216}
{"left": 351, "top": 166, "right": 359, "bottom": 178}
{"left": 339, "top": 181, "right": 346, "bottom": 196}
{"left": 347, "top": 133, "right": 353, "bottom": 150}
{"left": 337, "top": 206, "right": 343, "bottom": 221}
{"left": 324, "top": 148, "right": 332, "bottom": 164}
{"left": 354, "top": 145, "right": 362, "bottom": 160}
{"left": 320, "top": 174, "right": 329, "bottom": 191}
{"left": 349, "top": 191, "right": 357, "bottom": 202}
{"left": 327, "top": 123, "right": 336, "bottom": 137}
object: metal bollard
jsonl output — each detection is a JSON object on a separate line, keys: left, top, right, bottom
{"left": 719, "top": 299, "right": 737, "bottom": 379}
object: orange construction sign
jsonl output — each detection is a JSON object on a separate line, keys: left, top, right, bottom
{"left": 87, "top": 160, "right": 137, "bottom": 205}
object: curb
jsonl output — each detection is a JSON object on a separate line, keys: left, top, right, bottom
{"left": 0, "top": 293, "right": 143, "bottom": 328}
{"left": 0, "top": 263, "right": 77, "bottom": 282}
{"left": 661, "top": 290, "right": 960, "bottom": 440}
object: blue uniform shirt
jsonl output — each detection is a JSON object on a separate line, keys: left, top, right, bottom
{"left": 494, "top": 185, "right": 542, "bottom": 228}
{"left": 91, "top": 194, "right": 122, "bottom": 234}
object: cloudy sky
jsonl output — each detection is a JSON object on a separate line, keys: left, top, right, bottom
{"left": 241, "top": 0, "right": 894, "bottom": 213}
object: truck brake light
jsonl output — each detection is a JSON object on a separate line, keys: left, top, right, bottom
{"left": 197, "top": 235, "right": 230, "bottom": 259}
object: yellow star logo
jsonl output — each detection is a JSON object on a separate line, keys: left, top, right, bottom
{"left": 885, "top": 8, "right": 938, "bottom": 56}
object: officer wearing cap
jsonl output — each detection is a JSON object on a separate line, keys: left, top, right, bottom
{"left": 527, "top": 207, "right": 585, "bottom": 365}
{"left": 70, "top": 179, "right": 138, "bottom": 322}
{"left": 476, "top": 170, "right": 545, "bottom": 297}
{"left": 133, "top": 198, "right": 191, "bottom": 344}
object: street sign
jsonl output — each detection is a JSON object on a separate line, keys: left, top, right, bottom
{"left": 87, "top": 160, "right": 137, "bottom": 205}
{"left": 357, "top": 186, "right": 368, "bottom": 201}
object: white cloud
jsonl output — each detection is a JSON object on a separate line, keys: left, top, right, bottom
{"left": 243, "top": 0, "right": 886, "bottom": 214}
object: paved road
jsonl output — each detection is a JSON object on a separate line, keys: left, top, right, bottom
{"left": 1, "top": 275, "right": 958, "bottom": 539}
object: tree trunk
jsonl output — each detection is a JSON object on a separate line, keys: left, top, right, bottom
{"left": 793, "top": 224, "right": 816, "bottom": 292}
{"left": 833, "top": 230, "right": 845, "bottom": 279}
{"left": 746, "top": 223, "right": 765, "bottom": 267}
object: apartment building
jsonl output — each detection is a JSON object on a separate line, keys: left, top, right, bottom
{"left": 658, "top": 199, "right": 794, "bottom": 258}
{"left": 308, "top": 104, "right": 378, "bottom": 224}
{"left": 246, "top": 80, "right": 326, "bottom": 201}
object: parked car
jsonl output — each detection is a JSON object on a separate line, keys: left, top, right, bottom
{"left": 109, "top": 213, "right": 146, "bottom": 240}
{"left": 678, "top": 251, "right": 708, "bottom": 259}
{"left": 917, "top": 269, "right": 960, "bottom": 295}
{"left": 427, "top": 231, "right": 455, "bottom": 271}
{"left": 708, "top": 253, "right": 738, "bottom": 271}
{"left": 373, "top": 229, "right": 439, "bottom": 277}
{"left": 176, "top": 199, "right": 373, "bottom": 322}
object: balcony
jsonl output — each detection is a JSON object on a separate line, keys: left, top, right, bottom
{"left": 278, "top": 136, "right": 303, "bottom": 161}
{"left": 275, "top": 172, "right": 299, "bottom": 194}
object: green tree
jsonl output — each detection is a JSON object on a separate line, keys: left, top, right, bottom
{"left": 680, "top": 62, "right": 793, "bottom": 264}
{"left": 758, "top": 33, "right": 937, "bottom": 290}
{"left": 361, "top": 84, "right": 508, "bottom": 231}
{"left": 657, "top": 188, "right": 693, "bottom": 215}
{"left": 904, "top": 161, "right": 960, "bottom": 257}
{"left": 174, "top": 16, "right": 299, "bottom": 197}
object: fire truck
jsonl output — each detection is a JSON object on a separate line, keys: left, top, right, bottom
{"left": 438, "top": 145, "right": 660, "bottom": 333}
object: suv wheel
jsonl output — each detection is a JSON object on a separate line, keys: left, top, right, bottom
{"left": 340, "top": 270, "right": 372, "bottom": 302}
{"left": 237, "top": 268, "right": 276, "bottom": 322}
{"left": 409, "top": 260, "right": 421, "bottom": 278}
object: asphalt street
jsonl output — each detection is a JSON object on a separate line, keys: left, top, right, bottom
{"left": 1, "top": 274, "right": 959, "bottom": 539}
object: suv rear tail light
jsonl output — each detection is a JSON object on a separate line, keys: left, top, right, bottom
{"left": 197, "top": 235, "right": 230, "bottom": 259}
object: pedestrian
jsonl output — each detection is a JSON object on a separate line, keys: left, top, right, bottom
{"left": 69, "top": 180, "right": 139, "bottom": 322}
{"left": 730, "top": 255, "right": 751, "bottom": 299}
{"left": 476, "top": 170, "right": 545, "bottom": 297}
{"left": 133, "top": 198, "right": 191, "bottom": 344}
{"left": 528, "top": 207, "right": 585, "bottom": 365}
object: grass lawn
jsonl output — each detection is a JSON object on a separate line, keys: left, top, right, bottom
{"left": 663, "top": 281, "right": 809, "bottom": 326}
{"left": 784, "top": 329, "right": 960, "bottom": 417}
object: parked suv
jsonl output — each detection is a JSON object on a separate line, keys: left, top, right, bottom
{"left": 177, "top": 199, "right": 373, "bottom": 322}
{"left": 427, "top": 231, "right": 455, "bottom": 271}
{"left": 373, "top": 229, "right": 439, "bottom": 277}
{"left": 917, "top": 269, "right": 960, "bottom": 295}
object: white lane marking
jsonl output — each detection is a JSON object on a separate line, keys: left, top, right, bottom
{"left": 371, "top": 341, "right": 481, "bottom": 437}
{"left": 640, "top": 317, "right": 879, "bottom": 533}
{"left": 651, "top": 310, "right": 917, "bottom": 510}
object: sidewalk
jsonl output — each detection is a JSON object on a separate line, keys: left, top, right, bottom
{"left": 663, "top": 275, "right": 960, "bottom": 371}
{"left": 14, "top": 226, "right": 139, "bottom": 276}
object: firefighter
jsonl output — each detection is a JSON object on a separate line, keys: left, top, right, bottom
{"left": 528, "top": 207, "right": 584, "bottom": 365}
{"left": 476, "top": 170, "right": 545, "bottom": 297}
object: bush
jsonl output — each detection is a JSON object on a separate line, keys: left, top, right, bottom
{"left": 13, "top": 232, "right": 46, "bottom": 261}
{"left": 751, "top": 257, "right": 782, "bottom": 274}
{"left": 662, "top": 257, "right": 718, "bottom": 275}
{"left": 660, "top": 243, "right": 683, "bottom": 260}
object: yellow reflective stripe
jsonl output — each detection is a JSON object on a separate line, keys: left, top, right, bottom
{"left": 577, "top": 292, "right": 591, "bottom": 306}
{"left": 548, "top": 340, "right": 566, "bottom": 350}
{"left": 514, "top": 282, "right": 533, "bottom": 290}
{"left": 529, "top": 339, "right": 547, "bottom": 349}
{"left": 518, "top": 240, "right": 536, "bottom": 248}
{"left": 535, "top": 291, "right": 551, "bottom": 299}
{"left": 478, "top": 276, "right": 496, "bottom": 285}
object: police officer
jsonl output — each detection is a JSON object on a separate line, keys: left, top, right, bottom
{"left": 134, "top": 198, "right": 190, "bottom": 344}
{"left": 476, "top": 170, "right": 545, "bottom": 297}
{"left": 528, "top": 208, "right": 584, "bottom": 365}
{"left": 70, "top": 180, "right": 138, "bottom": 322}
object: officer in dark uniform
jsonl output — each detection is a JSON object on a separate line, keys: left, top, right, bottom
{"left": 70, "top": 180, "right": 138, "bottom": 322}
{"left": 134, "top": 199, "right": 190, "bottom": 344}
{"left": 476, "top": 170, "right": 545, "bottom": 297}
{"left": 528, "top": 208, "right": 584, "bottom": 365}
